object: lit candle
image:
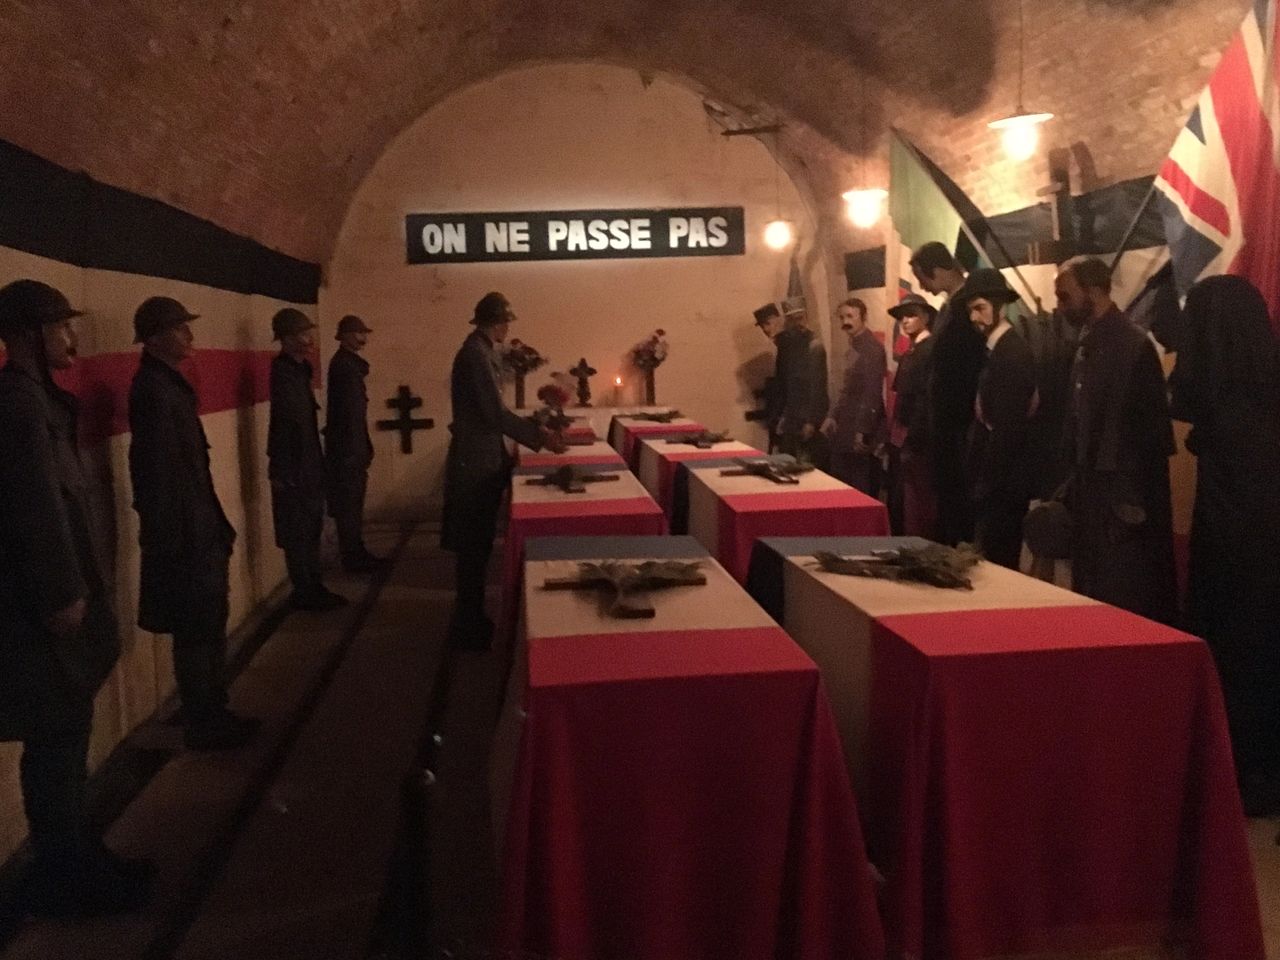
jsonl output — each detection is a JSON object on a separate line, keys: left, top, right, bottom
{"left": 613, "top": 375, "right": 624, "bottom": 408}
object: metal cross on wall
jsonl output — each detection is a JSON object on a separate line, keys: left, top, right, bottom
{"left": 376, "top": 385, "right": 435, "bottom": 453}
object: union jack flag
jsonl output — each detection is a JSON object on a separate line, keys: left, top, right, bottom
{"left": 1154, "top": 0, "right": 1280, "bottom": 327}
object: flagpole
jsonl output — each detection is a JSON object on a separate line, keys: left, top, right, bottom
{"left": 1107, "top": 178, "right": 1159, "bottom": 279}
{"left": 894, "top": 130, "right": 1045, "bottom": 313}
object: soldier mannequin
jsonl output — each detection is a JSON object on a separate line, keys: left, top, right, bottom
{"left": 325, "top": 314, "right": 383, "bottom": 572}
{"left": 749, "top": 303, "right": 785, "bottom": 451}
{"left": 822, "top": 297, "right": 886, "bottom": 494}
{"left": 1055, "top": 257, "right": 1177, "bottom": 624}
{"left": 441, "top": 292, "right": 566, "bottom": 650}
{"left": 774, "top": 297, "right": 829, "bottom": 465}
{"left": 954, "top": 270, "right": 1037, "bottom": 569}
{"left": 911, "top": 242, "right": 984, "bottom": 546}
{"left": 128, "top": 296, "right": 259, "bottom": 750}
{"left": 269, "top": 308, "right": 348, "bottom": 610}
{"left": 0, "top": 280, "right": 153, "bottom": 916}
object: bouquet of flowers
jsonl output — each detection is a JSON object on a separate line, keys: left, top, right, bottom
{"left": 534, "top": 383, "right": 573, "bottom": 432}
{"left": 502, "top": 339, "right": 548, "bottom": 376}
{"left": 630, "top": 329, "right": 669, "bottom": 404}
{"left": 629, "top": 329, "right": 669, "bottom": 371}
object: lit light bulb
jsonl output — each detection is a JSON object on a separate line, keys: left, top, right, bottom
{"left": 1002, "top": 123, "right": 1038, "bottom": 161}
{"left": 763, "top": 219, "right": 794, "bottom": 250}
{"left": 842, "top": 188, "right": 888, "bottom": 229}
{"left": 988, "top": 111, "right": 1053, "bottom": 161}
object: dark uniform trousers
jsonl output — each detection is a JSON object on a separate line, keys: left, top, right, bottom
{"left": 328, "top": 469, "right": 369, "bottom": 563}
{"left": 274, "top": 492, "right": 326, "bottom": 595}
{"left": 170, "top": 546, "right": 232, "bottom": 720}
{"left": 269, "top": 352, "right": 327, "bottom": 597}
{"left": 325, "top": 347, "right": 374, "bottom": 564}
{"left": 21, "top": 728, "right": 91, "bottom": 860}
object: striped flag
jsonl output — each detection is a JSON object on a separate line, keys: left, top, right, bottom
{"left": 1154, "top": 0, "right": 1280, "bottom": 327}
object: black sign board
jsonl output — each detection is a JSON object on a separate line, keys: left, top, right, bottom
{"left": 405, "top": 207, "right": 745, "bottom": 264}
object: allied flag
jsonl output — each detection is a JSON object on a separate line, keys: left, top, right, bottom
{"left": 1153, "top": 0, "right": 1280, "bottom": 327}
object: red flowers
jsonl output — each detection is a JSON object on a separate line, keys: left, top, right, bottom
{"left": 537, "top": 383, "right": 571, "bottom": 409}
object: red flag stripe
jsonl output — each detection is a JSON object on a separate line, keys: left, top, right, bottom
{"left": 1210, "top": 27, "right": 1280, "bottom": 328}
{"left": 43, "top": 348, "right": 280, "bottom": 444}
{"left": 1157, "top": 156, "right": 1233, "bottom": 237}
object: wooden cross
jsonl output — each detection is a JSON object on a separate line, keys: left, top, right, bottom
{"left": 376, "top": 385, "right": 435, "bottom": 453}
{"left": 720, "top": 456, "right": 813, "bottom": 485}
{"left": 667, "top": 430, "right": 733, "bottom": 450}
{"left": 542, "top": 560, "right": 706, "bottom": 618}
{"left": 569, "top": 357, "right": 596, "bottom": 407}
{"left": 524, "top": 464, "right": 621, "bottom": 494}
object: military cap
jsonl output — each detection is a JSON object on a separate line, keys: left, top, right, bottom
{"left": 133, "top": 296, "right": 199, "bottom": 343}
{"left": 752, "top": 302, "right": 782, "bottom": 326}
{"left": 272, "top": 307, "right": 317, "bottom": 339}
{"left": 471, "top": 291, "right": 513, "bottom": 327}
{"left": 0, "top": 279, "right": 83, "bottom": 333}
{"left": 953, "top": 268, "right": 1019, "bottom": 310}
{"left": 335, "top": 314, "right": 372, "bottom": 339}
{"left": 782, "top": 296, "right": 807, "bottom": 316}
{"left": 888, "top": 293, "right": 939, "bottom": 321}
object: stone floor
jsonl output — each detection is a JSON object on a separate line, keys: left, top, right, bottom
{"left": 0, "top": 524, "right": 1275, "bottom": 959}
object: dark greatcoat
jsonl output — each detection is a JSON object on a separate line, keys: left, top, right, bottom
{"left": 324, "top": 347, "right": 373, "bottom": 475}
{"left": 1170, "top": 274, "right": 1280, "bottom": 778}
{"left": 928, "top": 298, "right": 987, "bottom": 544}
{"left": 0, "top": 357, "right": 119, "bottom": 740}
{"left": 268, "top": 352, "right": 325, "bottom": 548}
{"left": 441, "top": 330, "right": 543, "bottom": 555}
{"left": 969, "top": 326, "right": 1037, "bottom": 504}
{"left": 775, "top": 327, "right": 829, "bottom": 435}
{"left": 128, "top": 351, "right": 235, "bottom": 634}
{"left": 1065, "top": 307, "right": 1177, "bottom": 624}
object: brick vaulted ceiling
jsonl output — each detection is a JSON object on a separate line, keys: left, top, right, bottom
{"left": 0, "top": 0, "right": 1251, "bottom": 264}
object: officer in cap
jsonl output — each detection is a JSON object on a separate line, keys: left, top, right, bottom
{"left": 774, "top": 295, "right": 829, "bottom": 465}
{"left": 746, "top": 303, "right": 785, "bottom": 450}
{"left": 953, "top": 268, "right": 1037, "bottom": 569}
{"left": 128, "top": 296, "right": 259, "bottom": 750}
{"left": 441, "top": 292, "right": 566, "bottom": 650}
{"left": 324, "top": 314, "right": 382, "bottom": 572}
{"left": 0, "top": 279, "right": 153, "bottom": 915}
{"left": 269, "top": 308, "right": 348, "bottom": 610}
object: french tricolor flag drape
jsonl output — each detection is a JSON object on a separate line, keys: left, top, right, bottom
{"left": 1154, "top": 0, "right": 1280, "bottom": 328}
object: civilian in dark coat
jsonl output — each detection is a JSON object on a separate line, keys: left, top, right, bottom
{"left": 774, "top": 297, "right": 829, "bottom": 465}
{"left": 324, "top": 314, "right": 380, "bottom": 572}
{"left": 1056, "top": 258, "right": 1177, "bottom": 624}
{"left": 269, "top": 308, "right": 347, "bottom": 610}
{"left": 1171, "top": 274, "right": 1280, "bottom": 814}
{"left": 822, "top": 297, "right": 885, "bottom": 493}
{"left": 911, "top": 242, "right": 985, "bottom": 545}
{"left": 441, "top": 292, "right": 563, "bottom": 650}
{"left": 956, "top": 270, "right": 1037, "bottom": 569}
{"left": 887, "top": 295, "right": 938, "bottom": 537}
{"left": 0, "top": 280, "right": 150, "bottom": 916}
{"left": 128, "top": 296, "right": 257, "bottom": 751}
